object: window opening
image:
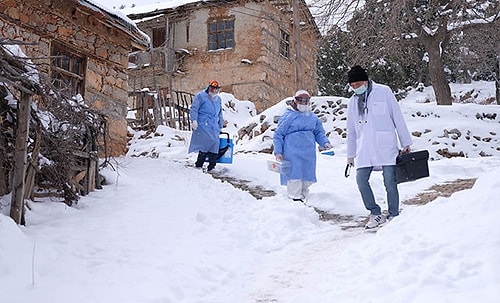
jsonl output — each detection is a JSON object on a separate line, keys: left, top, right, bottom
{"left": 279, "top": 29, "right": 290, "bottom": 59}
{"left": 51, "top": 44, "right": 86, "bottom": 97}
{"left": 153, "top": 27, "right": 166, "bottom": 48}
{"left": 208, "top": 19, "right": 234, "bottom": 50}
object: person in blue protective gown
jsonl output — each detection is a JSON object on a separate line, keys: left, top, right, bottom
{"left": 273, "top": 90, "right": 333, "bottom": 202}
{"left": 188, "top": 80, "right": 224, "bottom": 172}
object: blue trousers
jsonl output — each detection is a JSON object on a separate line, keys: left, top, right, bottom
{"left": 356, "top": 165, "right": 399, "bottom": 217}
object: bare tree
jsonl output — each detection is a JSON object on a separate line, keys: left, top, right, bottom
{"left": 450, "top": 18, "right": 500, "bottom": 104}
{"left": 311, "top": 0, "right": 500, "bottom": 105}
{"left": 307, "top": 0, "right": 365, "bottom": 34}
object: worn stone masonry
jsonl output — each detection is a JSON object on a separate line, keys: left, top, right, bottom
{"left": 0, "top": 0, "right": 147, "bottom": 156}
{"left": 130, "top": 0, "right": 319, "bottom": 112}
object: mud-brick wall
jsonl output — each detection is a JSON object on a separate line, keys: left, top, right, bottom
{"left": 0, "top": 0, "right": 141, "bottom": 156}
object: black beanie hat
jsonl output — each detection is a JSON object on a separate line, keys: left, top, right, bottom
{"left": 347, "top": 65, "right": 369, "bottom": 84}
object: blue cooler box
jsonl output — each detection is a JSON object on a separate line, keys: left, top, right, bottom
{"left": 217, "top": 132, "right": 234, "bottom": 164}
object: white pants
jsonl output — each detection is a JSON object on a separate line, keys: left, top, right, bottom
{"left": 287, "top": 179, "right": 313, "bottom": 200}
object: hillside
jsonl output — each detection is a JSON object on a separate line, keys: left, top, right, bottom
{"left": 229, "top": 81, "right": 499, "bottom": 160}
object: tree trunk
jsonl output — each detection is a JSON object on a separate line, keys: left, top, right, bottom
{"left": 0, "top": 134, "right": 7, "bottom": 195}
{"left": 496, "top": 43, "right": 500, "bottom": 105}
{"left": 425, "top": 37, "right": 453, "bottom": 105}
{"left": 496, "top": 77, "right": 499, "bottom": 106}
{"left": 10, "top": 91, "right": 31, "bottom": 225}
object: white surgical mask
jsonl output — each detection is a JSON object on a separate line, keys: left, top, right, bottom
{"left": 353, "top": 85, "right": 367, "bottom": 95}
{"left": 297, "top": 104, "right": 309, "bottom": 112}
{"left": 209, "top": 92, "right": 218, "bottom": 98}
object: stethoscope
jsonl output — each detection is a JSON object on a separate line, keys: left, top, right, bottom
{"left": 358, "top": 94, "right": 369, "bottom": 125}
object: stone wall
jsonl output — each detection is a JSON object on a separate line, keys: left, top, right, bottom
{"left": 0, "top": 0, "right": 143, "bottom": 156}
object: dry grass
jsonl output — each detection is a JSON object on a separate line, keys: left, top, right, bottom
{"left": 402, "top": 178, "right": 477, "bottom": 205}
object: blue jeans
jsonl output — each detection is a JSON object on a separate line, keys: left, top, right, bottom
{"left": 356, "top": 165, "right": 399, "bottom": 217}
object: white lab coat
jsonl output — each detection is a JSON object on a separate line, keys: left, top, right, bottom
{"left": 346, "top": 81, "right": 412, "bottom": 168}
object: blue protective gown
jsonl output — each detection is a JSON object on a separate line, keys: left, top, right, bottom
{"left": 273, "top": 107, "right": 330, "bottom": 186}
{"left": 188, "top": 90, "right": 224, "bottom": 154}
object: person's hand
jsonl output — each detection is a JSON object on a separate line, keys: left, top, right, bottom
{"left": 347, "top": 158, "right": 354, "bottom": 167}
{"left": 318, "top": 143, "right": 333, "bottom": 152}
{"left": 191, "top": 120, "right": 198, "bottom": 130}
{"left": 276, "top": 154, "right": 283, "bottom": 162}
{"left": 401, "top": 146, "right": 411, "bottom": 154}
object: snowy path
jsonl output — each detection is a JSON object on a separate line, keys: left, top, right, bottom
{"left": 245, "top": 230, "right": 368, "bottom": 302}
{"left": 5, "top": 155, "right": 500, "bottom": 303}
{"left": 15, "top": 157, "right": 356, "bottom": 303}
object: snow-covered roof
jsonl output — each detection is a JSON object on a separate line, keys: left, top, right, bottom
{"left": 95, "top": 0, "right": 203, "bottom": 16}
{"left": 95, "top": 0, "right": 319, "bottom": 36}
{"left": 78, "top": 0, "right": 150, "bottom": 47}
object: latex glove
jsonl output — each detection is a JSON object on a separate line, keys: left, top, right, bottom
{"left": 401, "top": 146, "right": 411, "bottom": 154}
{"left": 347, "top": 158, "right": 354, "bottom": 167}
{"left": 318, "top": 143, "right": 333, "bottom": 152}
{"left": 191, "top": 120, "right": 198, "bottom": 130}
{"left": 275, "top": 154, "right": 283, "bottom": 162}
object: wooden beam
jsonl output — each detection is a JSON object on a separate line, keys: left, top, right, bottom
{"left": 10, "top": 91, "right": 31, "bottom": 225}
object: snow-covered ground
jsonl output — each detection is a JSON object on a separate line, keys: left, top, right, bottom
{"left": 1, "top": 81, "right": 500, "bottom": 303}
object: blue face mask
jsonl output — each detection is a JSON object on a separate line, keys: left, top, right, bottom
{"left": 353, "top": 85, "right": 367, "bottom": 95}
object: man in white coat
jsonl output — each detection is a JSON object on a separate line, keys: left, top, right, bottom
{"left": 346, "top": 65, "right": 413, "bottom": 229}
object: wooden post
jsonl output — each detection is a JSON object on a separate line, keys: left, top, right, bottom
{"left": 86, "top": 139, "right": 97, "bottom": 194}
{"left": 151, "top": 53, "right": 161, "bottom": 128}
{"left": 23, "top": 127, "right": 41, "bottom": 200}
{"left": 10, "top": 91, "right": 31, "bottom": 224}
{"left": 165, "top": 16, "right": 176, "bottom": 129}
{"left": 141, "top": 94, "right": 148, "bottom": 124}
{"left": 292, "top": 0, "right": 303, "bottom": 90}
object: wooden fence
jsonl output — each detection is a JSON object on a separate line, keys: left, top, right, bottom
{"left": 128, "top": 88, "right": 194, "bottom": 131}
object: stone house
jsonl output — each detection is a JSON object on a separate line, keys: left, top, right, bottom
{"left": 127, "top": 0, "right": 320, "bottom": 112}
{"left": 0, "top": 0, "right": 149, "bottom": 156}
